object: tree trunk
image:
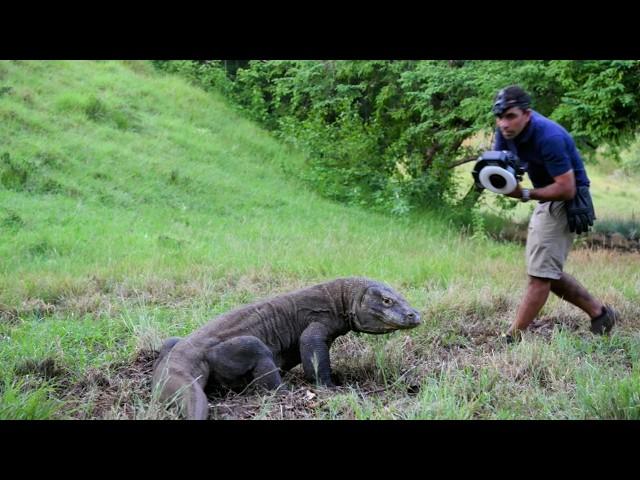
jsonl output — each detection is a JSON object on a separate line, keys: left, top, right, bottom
{"left": 459, "top": 183, "right": 484, "bottom": 209}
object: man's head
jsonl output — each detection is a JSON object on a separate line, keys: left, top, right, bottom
{"left": 493, "top": 85, "right": 532, "bottom": 140}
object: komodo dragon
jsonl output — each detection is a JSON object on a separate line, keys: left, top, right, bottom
{"left": 151, "top": 277, "right": 421, "bottom": 419}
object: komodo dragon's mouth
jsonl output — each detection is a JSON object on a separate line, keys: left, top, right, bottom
{"left": 385, "top": 321, "right": 415, "bottom": 330}
{"left": 379, "top": 314, "right": 418, "bottom": 330}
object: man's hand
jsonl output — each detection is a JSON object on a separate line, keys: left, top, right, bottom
{"left": 505, "top": 183, "right": 523, "bottom": 199}
{"left": 566, "top": 185, "right": 596, "bottom": 234}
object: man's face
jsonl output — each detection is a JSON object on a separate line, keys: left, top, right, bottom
{"left": 496, "top": 107, "right": 531, "bottom": 139}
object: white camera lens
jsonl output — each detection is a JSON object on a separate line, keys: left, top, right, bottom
{"left": 478, "top": 165, "right": 517, "bottom": 194}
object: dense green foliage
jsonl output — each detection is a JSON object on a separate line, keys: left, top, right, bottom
{"left": 153, "top": 60, "right": 640, "bottom": 215}
{"left": 619, "top": 133, "right": 640, "bottom": 174}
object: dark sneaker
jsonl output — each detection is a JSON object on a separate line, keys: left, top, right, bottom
{"left": 499, "top": 332, "right": 521, "bottom": 345}
{"left": 590, "top": 305, "right": 617, "bottom": 335}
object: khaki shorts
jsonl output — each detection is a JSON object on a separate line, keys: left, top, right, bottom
{"left": 526, "top": 200, "right": 575, "bottom": 280}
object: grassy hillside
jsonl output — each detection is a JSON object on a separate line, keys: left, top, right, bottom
{"left": 1, "top": 60, "right": 639, "bottom": 419}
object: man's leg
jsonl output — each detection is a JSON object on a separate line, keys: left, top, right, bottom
{"left": 507, "top": 275, "right": 552, "bottom": 336}
{"left": 550, "top": 272, "right": 603, "bottom": 318}
{"left": 508, "top": 272, "right": 614, "bottom": 337}
{"left": 551, "top": 272, "right": 616, "bottom": 334}
{"left": 507, "top": 201, "right": 614, "bottom": 339}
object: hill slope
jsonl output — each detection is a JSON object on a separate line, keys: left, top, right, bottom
{"left": 1, "top": 60, "right": 496, "bottom": 304}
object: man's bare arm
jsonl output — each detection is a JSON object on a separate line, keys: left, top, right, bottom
{"left": 507, "top": 169, "right": 576, "bottom": 201}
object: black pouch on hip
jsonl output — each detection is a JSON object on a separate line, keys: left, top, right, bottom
{"left": 565, "top": 185, "right": 596, "bottom": 234}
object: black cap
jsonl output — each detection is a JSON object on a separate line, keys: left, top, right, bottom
{"left": 492, "top": 86, "right": 531, "bottom": 116}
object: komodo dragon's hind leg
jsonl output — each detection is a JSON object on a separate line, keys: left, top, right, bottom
{"left": 206, "top": 336, "right": 282, "bottom": 391}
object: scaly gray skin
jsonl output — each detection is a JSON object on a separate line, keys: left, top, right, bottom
{"left": 151, "top": 277, "right": 421, "bottom": 419}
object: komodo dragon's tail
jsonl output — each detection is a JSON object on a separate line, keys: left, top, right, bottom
{"left": 152, "top": 339, "right": 210, "bottom": 420}
{"left": 156, "top": 374, "right": 209, "bottom": 420}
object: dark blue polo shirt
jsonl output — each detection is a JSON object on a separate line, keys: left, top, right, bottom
{"left": 494, "top": 110, "right": 590, "bottom": 189}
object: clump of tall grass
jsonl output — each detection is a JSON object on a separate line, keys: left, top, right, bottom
{"left": 576, "top": 366, "right": 640, "bottom": 419}
{"left": 593, "top": 215, "right": 640, "bottom": 240}
{"left": 0, "top": 378, "right": 62, "bottom": 419}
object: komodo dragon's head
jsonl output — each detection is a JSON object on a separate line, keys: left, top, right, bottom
{"left": 351, "top": 281, "right": 421, "bottom": 334}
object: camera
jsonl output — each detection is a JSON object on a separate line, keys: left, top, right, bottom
{"left": 471, "top": 150, "right": 524, "bottom": 194}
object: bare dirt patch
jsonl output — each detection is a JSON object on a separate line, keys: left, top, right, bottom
{"left": 0, "top": 299, "right": 56, "bottom": 323}
{"left": 15, "top": 357, "right": 67, "bottom": 381}
{"left": 60, "top": 338, "right": 427, "bottom": 420}
{"left": 496, "top": 224, "right": 640, "bottom": 253}
{"left": 62, "top": 349, "right": 158, "bottom": 419}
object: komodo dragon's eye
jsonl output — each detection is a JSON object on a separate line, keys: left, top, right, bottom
{"left": 382, "top": 297, "right": 394, "bottom": 307}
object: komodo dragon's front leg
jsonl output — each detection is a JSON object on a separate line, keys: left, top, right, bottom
{"left": 300, "top": 322, "right": 336, "bottom": 387}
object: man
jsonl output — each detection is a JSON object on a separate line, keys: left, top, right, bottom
{"left": 491, "top": 85, "right": 616, "bottom": 342}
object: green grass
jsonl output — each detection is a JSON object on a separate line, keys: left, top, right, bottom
{"left": 0, "top": 378, "right": 62, "bottom": 419}
{"left": 1, "top": 60, "right": 639, "bottom": 419}
{"left": 576, "top": 365, "right": 640, "bottom": 419}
